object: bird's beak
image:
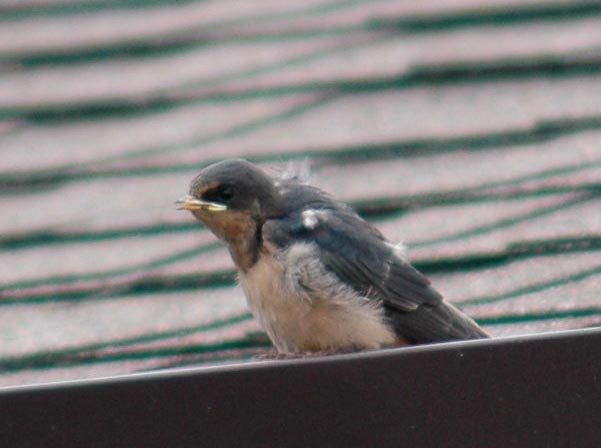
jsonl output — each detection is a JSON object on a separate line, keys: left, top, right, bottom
{"left": 175, "top": 195, "right": 228, "bottom": 212}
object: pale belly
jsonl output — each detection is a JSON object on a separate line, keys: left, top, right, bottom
{"left": 238, "top": 245, "right": 398, "bottom": 354}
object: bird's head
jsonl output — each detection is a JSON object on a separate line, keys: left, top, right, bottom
{"left": 176, "top": 159, "right": 281, "bottom": 245}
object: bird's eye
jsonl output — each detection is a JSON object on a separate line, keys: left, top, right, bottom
{"left": 203, "top": 185, "right": 234, "bottom": 203}
{"left": 216, "top": 186, "right": 234, "bottom": 201}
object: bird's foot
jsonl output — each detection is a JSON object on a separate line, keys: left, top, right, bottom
{"left": 255, "top": 347, "right": 360, "bottom": 360}
{"left": 255, "top": 350, "right": 303, "bottom": 360}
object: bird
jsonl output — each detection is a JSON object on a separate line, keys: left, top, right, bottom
{"left": 176, "top": 158, "right": 488, "bottom": 355}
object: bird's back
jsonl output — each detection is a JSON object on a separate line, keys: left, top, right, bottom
{"left": 272, "top": 179, "right": 488, "bottom": 346}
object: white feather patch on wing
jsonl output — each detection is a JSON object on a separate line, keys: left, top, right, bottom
{"left": 301, "top": 208, "right": 331, "bottom": 230}
{"left": 302, "top": 209, "right": 319, "bottom": 230}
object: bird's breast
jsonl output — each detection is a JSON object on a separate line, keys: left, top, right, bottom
{"left": 238, "top": 253, "right": 312, "bottom": 353}
{"left": 238, "top": 244, "right": 398, "bottom": 354}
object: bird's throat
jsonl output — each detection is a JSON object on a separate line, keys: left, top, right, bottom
{"left": 217, "top": 213, "right": 261, "bottom": 272}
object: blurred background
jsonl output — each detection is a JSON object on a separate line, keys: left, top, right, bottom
{"left": 1, "top": 0, "right": 601, "bottom": 387}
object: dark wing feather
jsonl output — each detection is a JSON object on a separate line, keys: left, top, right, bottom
{"left": 263, "top": 199, "right": 487, "bottom": 343}
{"left": 316, "top": 232, "right": 442, "bottom": 312}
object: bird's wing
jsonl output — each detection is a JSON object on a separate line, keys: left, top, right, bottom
{"left": 262, "top": 207, "right": 488, "bottom": 342}
{"left": 262, "top": 209, "right": 442, "bottom": 313}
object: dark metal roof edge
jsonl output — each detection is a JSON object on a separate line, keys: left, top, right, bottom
{"left": 1, "top": 326, "right": 599, "bottom": 393}
{"left": 1, "top": 327, "right": 600, "bottom": 447}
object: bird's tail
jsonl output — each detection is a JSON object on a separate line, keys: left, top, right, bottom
{"left": 388, "top": 301, "right": 489, "bottom": 344}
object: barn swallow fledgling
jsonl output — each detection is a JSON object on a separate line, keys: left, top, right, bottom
{"left": 177, "top": 159, "right": 488, "bottom": 354}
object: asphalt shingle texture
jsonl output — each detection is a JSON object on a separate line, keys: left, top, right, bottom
{"left": 1, "top": 0, "right": 600, "bottom": 387}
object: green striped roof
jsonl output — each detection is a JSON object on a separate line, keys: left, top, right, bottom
{"left": 1, "top": 0, "right": 601, "bottom": 386}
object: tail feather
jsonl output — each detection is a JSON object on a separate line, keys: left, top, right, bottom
{"left": 387, "top": 301, "right": 488, "bottom": 344}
